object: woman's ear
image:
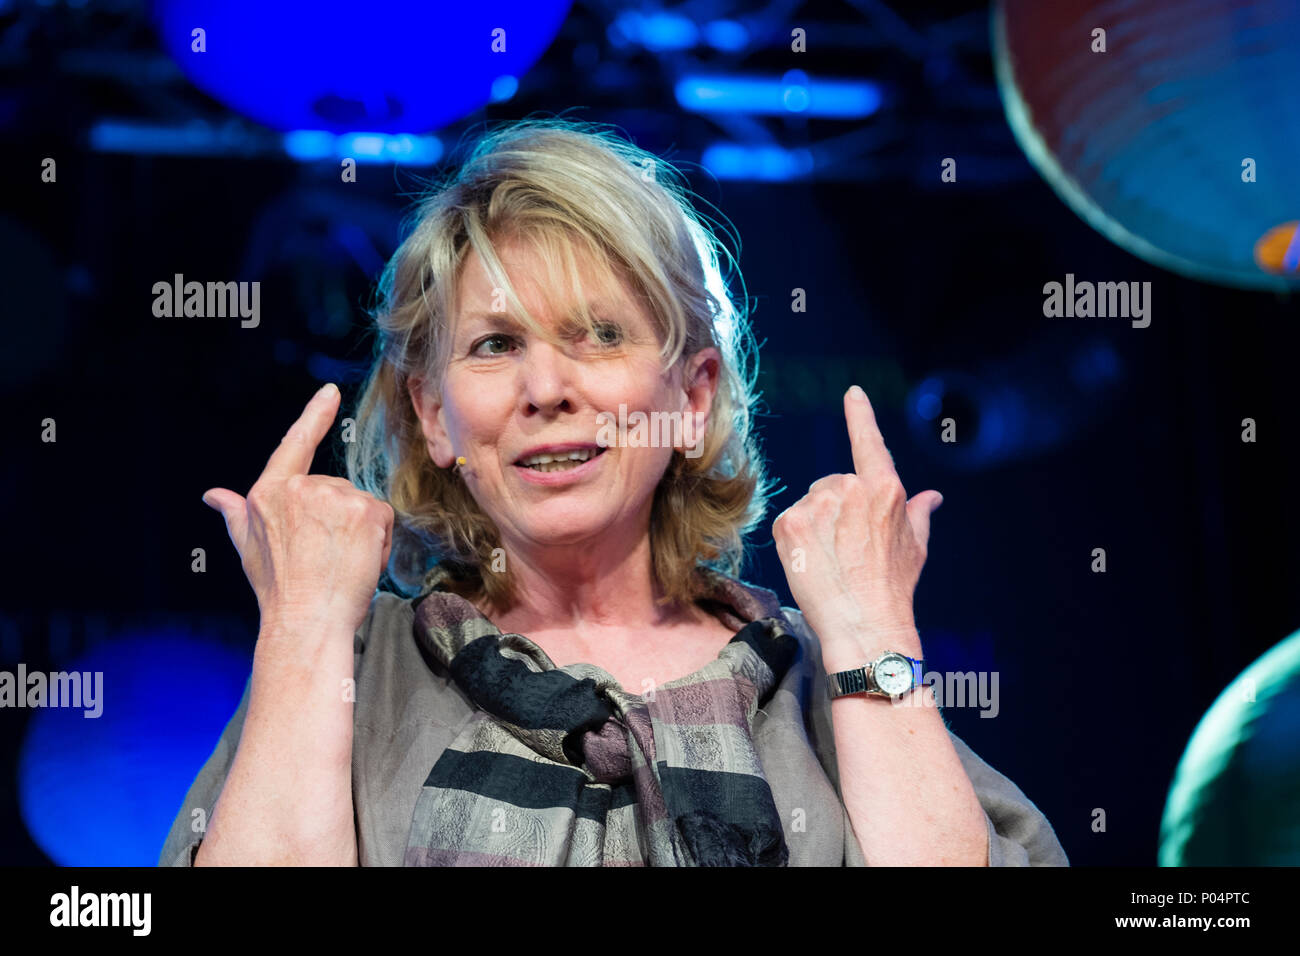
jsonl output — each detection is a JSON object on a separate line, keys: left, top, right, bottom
{"left": 407, "top": 375, "right": 456, "bottom": 469}
{"left": 679, "top": 348, "right": 721, "bottom": 455}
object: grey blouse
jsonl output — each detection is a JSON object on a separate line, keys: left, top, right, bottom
{"left": 159, "top": 577, "right": 1069, "bottom": 867}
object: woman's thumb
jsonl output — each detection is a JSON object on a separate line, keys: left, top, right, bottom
{"left": 906, "top": 489, "right": 943, "bottom": 547}
{"left": 202, "top": 488, "right": 248, "bottom": 548}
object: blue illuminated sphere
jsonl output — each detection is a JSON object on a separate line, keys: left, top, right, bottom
{"left": 995, "top": 0, "right": 1300, "bottom": 290}
{"left": 17, "top": 632, "right": 251, "bottom": 866}
{"left": 1160, "top": 630, "right": 1300, "bottom": 864}
{"left": 152, "top": 1, "right": 573, "bottom": 133}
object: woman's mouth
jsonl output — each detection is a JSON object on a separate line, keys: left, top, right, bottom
{"left": 514, "top": 446, "right": 608, "bottom": 484}
{"left": 517, "top": 447, "right": 606, "bottom": 472}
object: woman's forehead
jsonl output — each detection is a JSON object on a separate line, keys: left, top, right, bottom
{"left": 467, "top": 248, "right": 629, "bottom": 300}
{"left": 454, "top": 263, "right": 647, "bottom": 333}
{"left": 457, "top": 295, "right": 627, "bottom": 329}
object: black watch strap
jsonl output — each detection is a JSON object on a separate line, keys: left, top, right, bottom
{"left": 826, "top": 655, "right": 926, "bottom": 699}
{"left": 828, "top": 666, "right": 871, "bottom": 697}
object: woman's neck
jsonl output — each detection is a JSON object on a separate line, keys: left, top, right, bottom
{"left": 472, "top": 536, "right": 701, "bottom": 635}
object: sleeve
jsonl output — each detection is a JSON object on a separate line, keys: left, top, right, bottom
{"left": 947, "top": 729, "right": 1069, "bottom": 867}
{"left": 156, "top": 591, "right": 380, "bottom": 867}
{"left": 784, "top": 604, "right": 1067, "bottom": 867}
{"left": 837, "top": 729, "right": 1068, "bottom": 867}
{"left": 156, "top": 673, "right": 252, "bottom": 867}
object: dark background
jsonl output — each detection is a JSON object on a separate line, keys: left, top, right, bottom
{"left": 2, "top": 0, "right": 1297, "bottom": 866}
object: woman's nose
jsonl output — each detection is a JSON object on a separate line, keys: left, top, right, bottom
{"left": 518, "top": 339, "right": 578, "bottom": 414}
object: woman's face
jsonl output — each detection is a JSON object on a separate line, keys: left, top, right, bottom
{"left": 409, "top": 236, "right": 720, "bottom": 558}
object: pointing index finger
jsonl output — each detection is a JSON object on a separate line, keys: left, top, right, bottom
{"left": 844, "top": 385, "right": 898, "bottom": 480}
{"left": 262, "top": 383, "right": 340, "bottom": 479}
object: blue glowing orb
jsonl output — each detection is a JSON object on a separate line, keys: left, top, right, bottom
{"left": 152, "top": 1, "right": 573, "bottom": 133}
{"left": 17, "top": 631, "right": 251, "bottom": 866}
{"left": 1160, "top": 629, "right": 1300, "bottom": 864}
{"left": 995, "top": 0, "right": 1300, "bottom": 291}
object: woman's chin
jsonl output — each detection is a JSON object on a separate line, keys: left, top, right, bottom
{"left": 508, "top": 510, "right": 623, "bottom": 548}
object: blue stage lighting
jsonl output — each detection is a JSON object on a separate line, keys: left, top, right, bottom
{"left": 613, "top": 12, "right": 699, "bottom": 51}
{"left": 703, "top": 20, "right": 749, "bottom": 52}
{"left": 701, "top": 143, "right": 814, "bottom": 181}
{"left": 282, "top": 131, "right": 443, "bottom": 164}
{"left": 676, "top": 74, "right": 882, "bottom": 118}
{"left": 490, "top": 75, "right": 520, "bottom": 102}
{"left": 905, "top": 337, "right": 1126, "bottom": 470}
{"left": 153, "top": 1, "right": 572, "bottom": 133}
{"left": 914, "top": 377, "right": 944, "bottom": 421}
{"left": 89, "top": 119, "right": 261, "bottom": 156}
{"left": 282, "top": 130, "right": 335, "bottom": 161}
{"left": 17, "top": 631, "right": 251, "bottom": 866}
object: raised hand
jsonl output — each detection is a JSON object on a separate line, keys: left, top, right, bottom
{"left": 201, "top": 383, "right": 396, "bottom": 636}
{"left": 771, "top": 385, "right": 942, "bottom": 667}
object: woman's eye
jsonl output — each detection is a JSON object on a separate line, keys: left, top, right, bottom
{"left": 591, "top": 322, "right": 623, "bottom": 346}
{"left": 471, "top": 325, "right": 620, "bottom": 356}
{"left": 472, "top": 334, "right": 515, "bottom": 356}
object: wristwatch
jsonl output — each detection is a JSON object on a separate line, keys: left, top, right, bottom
{"left": 826, "top": 651, "right": 926, "bottom": 700}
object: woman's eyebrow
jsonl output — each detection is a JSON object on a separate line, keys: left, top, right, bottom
{"left": 457, "top": 311, "right": 525, "bottom": 333}
{"left": 459, "top": 301, "right": 622, "bottom": 330}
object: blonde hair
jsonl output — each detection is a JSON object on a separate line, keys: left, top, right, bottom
{"left": 345, "top": 116, "right": 774, "bottom": 611}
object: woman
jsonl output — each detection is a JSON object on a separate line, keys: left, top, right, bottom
{"left": 161, "top": 118, "right": 1067, "bottom": 866}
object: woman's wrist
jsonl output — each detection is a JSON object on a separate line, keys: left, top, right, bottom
{"left": 819, "top": 622, "right": 923, "bottom": 675}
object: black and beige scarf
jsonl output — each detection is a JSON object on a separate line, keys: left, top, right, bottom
{"left": 403, "top": 562, "right": 800, "bottom": 866}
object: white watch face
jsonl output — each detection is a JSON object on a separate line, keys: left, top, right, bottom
{"left": 873, "top": 655, "right": 914, "bottom": 695}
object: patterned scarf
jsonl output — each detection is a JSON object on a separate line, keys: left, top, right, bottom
{"left": 403, "top": 562, "right": 800, "bottom": 866}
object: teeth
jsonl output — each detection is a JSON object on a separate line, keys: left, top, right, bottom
{"left": 519, "top": 448, "right": 599, "bottom": 468}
